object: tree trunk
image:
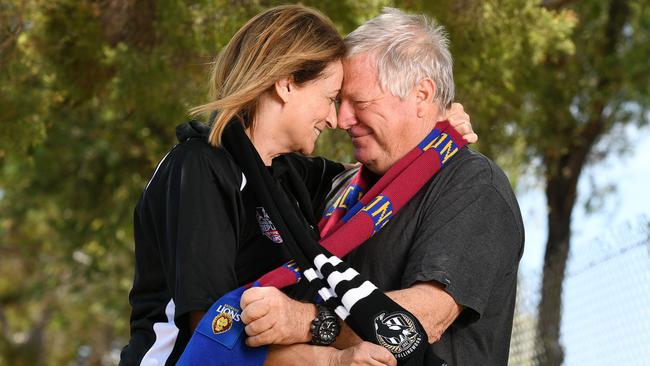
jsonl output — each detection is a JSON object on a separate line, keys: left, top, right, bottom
{"left": 537, "top": 166, "right": 577, "bottom": 365}
{"left": 536, "top": 114, "right": 605, "bottom": 364}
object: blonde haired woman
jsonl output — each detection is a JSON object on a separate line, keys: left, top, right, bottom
{"left": 121, "top": 5, "right": 474, "bottom": 366}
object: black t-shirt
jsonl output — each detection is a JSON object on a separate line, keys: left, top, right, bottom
{"left": 120, "top": 133, "right": 343, "bottom": 366}
{"left": 327, "top": 148, "right": 524, "bottom": 366}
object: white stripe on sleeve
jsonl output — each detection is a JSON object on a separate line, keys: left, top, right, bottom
{"left": 341, "top": 281, "right": 377, "bottom": 310}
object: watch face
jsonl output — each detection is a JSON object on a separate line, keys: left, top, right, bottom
{"left": 319, "top": 319, "right": 339, "bottom": 342}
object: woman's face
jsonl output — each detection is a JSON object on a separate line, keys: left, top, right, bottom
{"left": 280, "top": 60, "right": 343, "bottom": 155}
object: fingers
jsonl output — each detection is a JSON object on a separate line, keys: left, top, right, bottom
{"left": 445, "top": 103, "right": 470, "bottom": 131}
{"left": 463, "top": 132, "right": 478, "bottom": 144}
{"left": 445, "top": 102, "right": 477, "bottom": 144}
{"left": 334, "top": 342, "right": 397, "bottom": 366}
{"left": 240, "top": 287, "right": 266, "bottom": 309}
{"left": 240, "top": 300, "right": 269, "bottom": 324}
{"left": 452, "top": 121, "right": 477, "bottom": 143}
{"left": 360, "top": 342, "right": 396, "bottom": 366}
{"left": 244, "top": 311, "right": 277, "bottom": 337}
{"left": 447, "top": 110, "right": 470, "bottom": 128}
{"left": 446, "top": 102, "right": 464, "bottom": 117}
{"left": 245, "top": 327, "right": 278, "bottom": 347}
{"left": 453, "top": 121, "right": 472, "bottom": 134}
{"left": 241, "top": 287, "right": 283, "bottom": 324}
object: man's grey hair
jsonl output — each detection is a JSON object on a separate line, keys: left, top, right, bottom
{"left": 345, "top": 7, "right": 454, "bottom": 110}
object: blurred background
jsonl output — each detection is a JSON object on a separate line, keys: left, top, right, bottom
{"left": 1, "top": 0, "right": 648, "bottom": 365}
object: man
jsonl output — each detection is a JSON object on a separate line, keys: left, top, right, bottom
{"left": 241, "top": 8, "right": 524, "bottom": 365}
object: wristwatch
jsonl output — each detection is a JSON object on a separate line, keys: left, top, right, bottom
{"left": 310, "top": 304, "right": 340, "bottom": 346}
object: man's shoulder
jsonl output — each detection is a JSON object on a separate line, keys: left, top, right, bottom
{"left": 435, "top": 147, "right": 524, "bottom": 240}
{"left": 440, "top": 148, "right": 514, "bottom": 196}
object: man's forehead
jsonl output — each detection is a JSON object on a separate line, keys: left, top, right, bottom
{"left": 342, "top": 53, "right": 379, "bottom": 96}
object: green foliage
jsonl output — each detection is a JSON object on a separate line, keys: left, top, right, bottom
{"left": 0, "top": 0, "right": 648, "bottom": 364}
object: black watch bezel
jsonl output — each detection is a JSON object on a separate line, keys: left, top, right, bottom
{"left": 310, "top": 304, "right": 340, "bottom": 346}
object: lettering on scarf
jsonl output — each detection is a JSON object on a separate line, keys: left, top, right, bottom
{"left": 324, "top": 184, "right": 363, "bottom": 217}
{"left": 420, "top": 132, "right": 459, "bottom": 164}
{"left": 283, "top": 260, "right": 301, "bottom": 282}
{"left": 361, "top": 195, "right": 394, "bottom": 232}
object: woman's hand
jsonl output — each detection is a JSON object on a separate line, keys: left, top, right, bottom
{"left": 445, "top": 102, "right": 478, "bottom": 144}
{"left": 328, "top": 342, "right": 397, "bottom": 366}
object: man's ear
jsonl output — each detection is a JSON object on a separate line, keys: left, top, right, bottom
{"left": 274, "top": 77, "right": 294, "bottom": 104}
{"left": 415, "top": 78, "right": 436, "bottom": 117}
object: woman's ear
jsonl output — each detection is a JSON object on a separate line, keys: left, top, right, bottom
{"left": 274, "top": 77, "right": 293, "bottom": 104}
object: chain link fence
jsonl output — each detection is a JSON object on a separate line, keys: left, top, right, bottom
{"left": 509, "top": 227, "right": 650, "bottom": 365}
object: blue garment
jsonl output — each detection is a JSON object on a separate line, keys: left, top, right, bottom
{"left": 177, "top": 286, "right": 269, "bottom": 366}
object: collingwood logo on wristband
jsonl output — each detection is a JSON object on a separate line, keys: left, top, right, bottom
{"left": 374, "top": 311, "right": 423, "bottom": 359}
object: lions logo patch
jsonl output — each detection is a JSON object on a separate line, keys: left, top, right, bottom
{"left": 374, "top": 311, "right": 423, "bottom": 359}
{"left": 212, "top": 312, "right": 233, "bottom": 334}
{"left": 195, "top": 290, "right": 246, "bottom": 349}
{"left": 256, "top": 207, "right": 283, "bottom": 243}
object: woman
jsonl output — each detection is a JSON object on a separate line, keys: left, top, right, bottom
{"left": 120, "top": 5, "right": 474, "bottom": 366}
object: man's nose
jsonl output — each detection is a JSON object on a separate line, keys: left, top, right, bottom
{"left": 337, "top": 100, "right": 356, "bottom": 130}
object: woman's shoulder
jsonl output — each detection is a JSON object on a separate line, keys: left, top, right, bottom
{"left": 171, "top": 138, "right": 241, "bottom": 182}
{"left": 171, "top": 120, "right": 238, "bottom": 172}
{"left": 141, "top": 121, "right": 243, "bottom": 197}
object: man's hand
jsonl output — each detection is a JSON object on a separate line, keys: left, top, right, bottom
{"left": 445, "top": 102, "right": 478, "bottom": 143}
{"left": 240, "top": 286, "right": 316, "bottom": 347}
{"left": 329, "top": 342, "right": 397, "bottom": 366}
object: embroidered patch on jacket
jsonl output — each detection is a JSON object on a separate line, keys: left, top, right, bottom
{"left": 256, "top": 207, "right": 283, "bottom": 243}
{"left": 374, "top": 311, "right": 423, "bottom": 359}
{"left": 211, "top": 312, "right": 233, "bottom": 334}
{"left": 195, "top": 291, "right": 246, "bottom": 349}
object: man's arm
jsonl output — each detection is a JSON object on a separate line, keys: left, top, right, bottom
{"left": 330, "top": 282, "right": 461, "bottom": 349}
{"left": 241, "top": 281, "right": 462, "bottom": 348}
{"left": 385, "top": 282, "right": 462, "bottom": 344}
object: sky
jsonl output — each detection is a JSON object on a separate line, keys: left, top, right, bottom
{"left": 516, "top": 124, "right": 650, "bottom": 365}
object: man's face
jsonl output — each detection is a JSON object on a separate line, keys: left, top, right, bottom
{"left": 338, "top": 53, "right": 433, "bottom": 174}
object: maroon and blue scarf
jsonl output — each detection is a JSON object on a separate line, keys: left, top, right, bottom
{"left": 178, "top": 120, "right": 466, "bottom": 366}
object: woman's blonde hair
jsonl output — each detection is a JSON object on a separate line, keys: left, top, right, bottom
{"left": 191, "top": 5, "right": 346, "bottom": 146}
